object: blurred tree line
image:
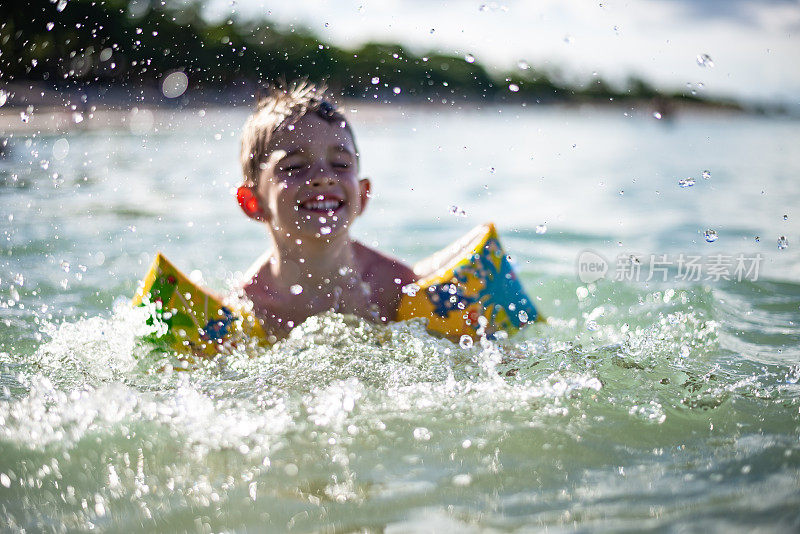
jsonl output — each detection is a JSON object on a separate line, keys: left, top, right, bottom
{"left": 1, "top": 0, "right": 702, "bottom": 104}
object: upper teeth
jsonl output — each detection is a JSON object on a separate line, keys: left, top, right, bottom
{"left": 303, "top": 199, "right": 340, "bottom": 210}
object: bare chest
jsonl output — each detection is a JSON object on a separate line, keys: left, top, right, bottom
{"left": 245, "top": 279, "right": 383, "bottom": 337}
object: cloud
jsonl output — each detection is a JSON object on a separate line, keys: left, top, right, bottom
{"left": 656, "top": 0, "right": 800, "bottom": 29}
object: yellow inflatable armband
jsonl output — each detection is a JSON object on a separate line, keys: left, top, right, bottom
{"left": 132, "top": 253, "right": 265, "bottom": 357}
{"left": 397, "top": 222, "right": 541, "bottom": 340}
{"left": 133, "top": 223, "right": 539, "bottom": 355}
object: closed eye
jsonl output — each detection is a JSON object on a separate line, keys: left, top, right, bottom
{"left": 282, "top": 163, "right": 305, "bottom": 172}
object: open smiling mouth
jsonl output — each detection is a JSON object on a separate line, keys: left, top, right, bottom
{"left": 297, "top": 197, "right": 345, "bottom": 213}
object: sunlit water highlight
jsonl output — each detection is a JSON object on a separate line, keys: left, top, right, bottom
{"left": 1, "top": 105, "right": 799, "bottom": 532}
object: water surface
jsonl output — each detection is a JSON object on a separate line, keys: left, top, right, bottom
{"left": 1, "top": 104, "right": 799, "bottom": 532}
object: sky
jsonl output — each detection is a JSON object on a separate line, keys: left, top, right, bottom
{"left": 204, "top": 0, "right": 800, "bottom": 104}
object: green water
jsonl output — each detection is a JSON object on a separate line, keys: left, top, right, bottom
{"left": 1, "top": 105, "right": 799, "bottom": 532}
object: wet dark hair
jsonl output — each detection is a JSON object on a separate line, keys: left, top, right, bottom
{"left": 240, "top": 81, "right": 356, "bottom": 186}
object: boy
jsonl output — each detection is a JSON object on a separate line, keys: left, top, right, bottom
{"left": 236, "top": 83, "right": 416, "bottom": 340}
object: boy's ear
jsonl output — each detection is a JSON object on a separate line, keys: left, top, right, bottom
{"left": 358, "top": 178, "right": 371, "bottom": 215}
{"left": 236, "top": 185, "right": 270, "bottom": 222}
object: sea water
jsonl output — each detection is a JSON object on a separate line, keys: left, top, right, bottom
{"left": 1, "top": 105, "right": 799, "bottom": 532}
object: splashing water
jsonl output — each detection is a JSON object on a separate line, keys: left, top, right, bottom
{"left": 1, "top": 107, "right": 799, "bottom": 532}
{"left": 161, "top": 71, "right": 189, "bottom": 99}
{"left": 696, "top": 53, "right": 714, "bottom": 68}
{"left": 449, "top": 205, "right": 467, "bottom": 217}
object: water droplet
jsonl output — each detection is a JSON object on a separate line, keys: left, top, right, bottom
{"left": 393, "top": 86, "right": 401, "bottom": 95}
{"left": 586, "top": 320, "right": 599, "bottom": 331}
{"left": 777, "top": 236, "right": 789, "bottom": 250}
{"left": 56, "top": 0, "right": 68, "bottom": 13}
{"left": 535, "top": 224, "right": 547, "bottom": 234}
{"left": 40, "top": 160, "right": 49, "bottom": 170}
{"left": 284, "top": 463, "right": 298, "bottom": 476}
{"left": 678, "top": 177, "right": 695, "bottom": 188}
{"left": 371, "top": 76, "right": 380, "bottom": 85}
{"left": 449, "top": 205, "right": 466, "bottom": 217}
{"left": 161, "top": 71, "right": 189, "bottom": 99}
{"left": 0, "top": 90, "right": 7, "bottom": 107}
{"left": 452, "top": 474, "right": 472, "bottom": 486}
{"left": 459, "top": 335, "right": 474, "bottom": 349}
{"left": 290, "top": 284, "right": 303, "bottom": 295}
{"left": 72, "top": 112, "right": 83, "bottom": 124}
{"left": 464, "top": 54, "right": 475, "bottom": 63}
{"left": 702, "top": 170, "right": 711, "bottom": 180}
{"left": 696, "top": 53, "right": 714, "bottom": 68}
{"left": 518, "top": 310, "right": 528, "bottom": 323}
{"left": 704, "top": 229, "right": 718, "bottom": 243}
{"left": 0, "top": 473, "right": 10, "bottom": 488}
{"left": 508, "top": 83, "right": 520, "bottom": 92}
{"left": 413, "top": 427, "right": 432, "bottom": 441}
{"left": 517, "top": 60, "right": 530, "bottom": 70}
{"left": 320, "top": 226, "right": 331, "bottom": 235}
{"left": 783, "top": 214, "right": 788, "bottom": 221}
{"left": 46, "top": 22, "right": 54, "bottom": 31}
{"left": 754, "top": 236, "right": 760, "bottom": 243}
{"left": 402, "top": 283, "right": 420, "bottom": 297}
{"left": 135, "top": 27, "right": 143, "bottom": 34}
{"left": 652, "top": 111, "right": 662, "bottom": 120}
{"left": 53, "top": 138, "right": 69, "bottom": 160}
{"left": 20, "top": 111, "right": 29, "bottom": 123}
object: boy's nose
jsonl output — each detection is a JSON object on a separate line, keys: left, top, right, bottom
{"left": 309, "top": 174, "right": 335, "bottom": 187}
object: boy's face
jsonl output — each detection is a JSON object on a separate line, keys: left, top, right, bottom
{"left": 254, "top": 113, "right": 368, "bottom": 241}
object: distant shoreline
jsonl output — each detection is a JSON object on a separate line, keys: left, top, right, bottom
{"left": 0, "top": 99, "right": 757, "bottom": 136}
{"left": 0, "top": 81, "right": 777, "bottom": 136}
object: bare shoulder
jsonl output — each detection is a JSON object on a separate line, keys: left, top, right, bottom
{"left": 353, "top": 241, "right": 416, "bottom": 321}
{"left": 353, "top": 241, "right": 416, "bottom": 284}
